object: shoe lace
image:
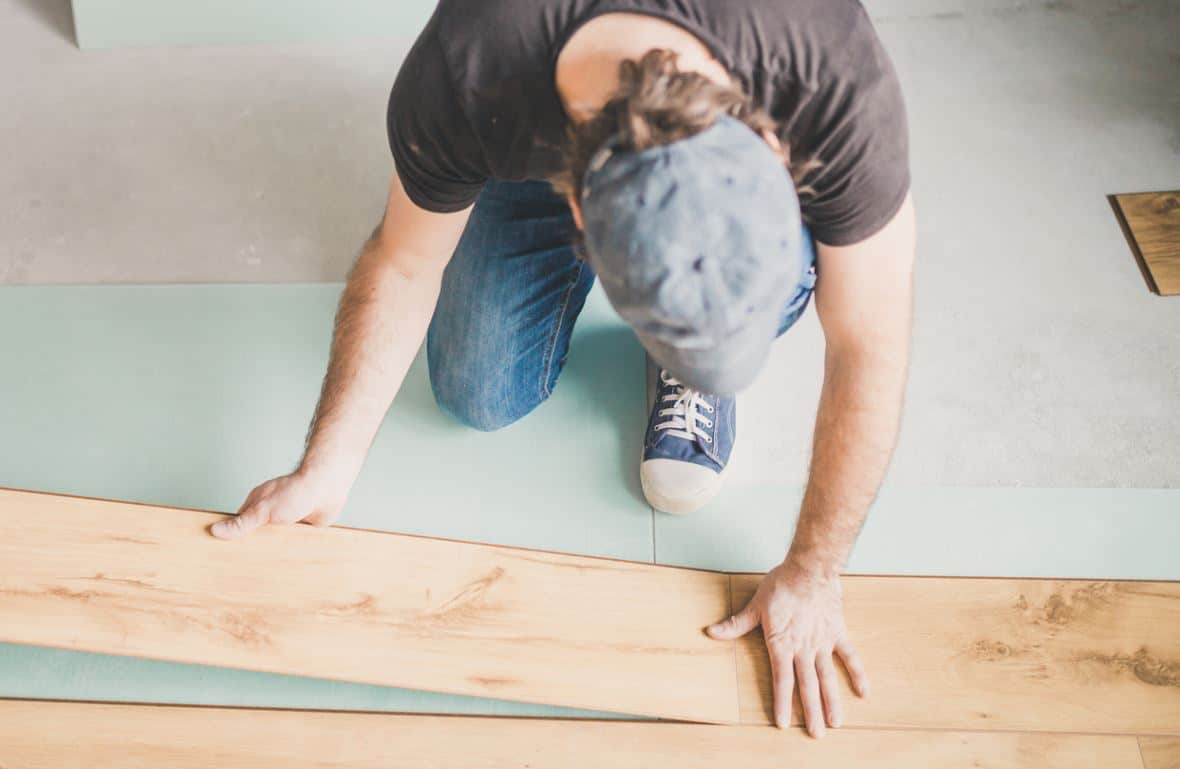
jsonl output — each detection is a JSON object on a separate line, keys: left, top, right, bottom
{"left": 654, "top": 371, "right": 714, "bottom": 446}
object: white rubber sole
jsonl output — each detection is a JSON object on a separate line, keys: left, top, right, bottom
{"left": 640, "top": 458, "right": 726, "bottom": 515}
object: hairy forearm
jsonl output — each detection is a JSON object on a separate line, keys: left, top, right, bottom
{"left": 300, "top": 231, "right": 445, "bottom": 485}
{"left": 786, "top": 344, "right": 909, "bottom": 579}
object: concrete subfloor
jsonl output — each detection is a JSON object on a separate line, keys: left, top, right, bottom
{"left": 1, "top": 0, "right": 1178, "bottom": 490}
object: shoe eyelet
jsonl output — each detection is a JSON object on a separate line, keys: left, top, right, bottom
{"left": 703, "top": 420, "right": 712, "bottom": 427}
{"left": 703, "top": 436, "right": 712, "bottom": 444}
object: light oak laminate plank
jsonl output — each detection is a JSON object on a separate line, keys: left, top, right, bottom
{"left": 731, "top": 574, "right": 1180, "bottom": 734}
{"left": 0, "top": 699, "right": 1147, "bottom": 769}
{"left": 1140, "top": 737, "right": 1180, "bottom": 769}
{"left": 0, "top": 488, "right": 738, "bottom": 723}
{"left": 4, "top": 488, "right": 1179, "bottom": 733}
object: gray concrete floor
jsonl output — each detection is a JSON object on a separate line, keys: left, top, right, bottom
{"left": 2, "top": 0, "right": 1178, "bottom": 489}
{"left": 1, "top": 0, "right": 401, "bottom": 283}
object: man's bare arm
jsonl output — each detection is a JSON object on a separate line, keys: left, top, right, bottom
{"left": 788, "top": 195, "right": 915, "bottom": 580}
{"left": 212, "top": 171, "right": 472, "bottom": 539}
{"left": 709, "top": 195, "right": 916, "bottom": 737}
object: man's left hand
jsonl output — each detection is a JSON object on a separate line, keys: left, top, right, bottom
{"left": 707, "top": 561, "right": 869, "bottom": 737}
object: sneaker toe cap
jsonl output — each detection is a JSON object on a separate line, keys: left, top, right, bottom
{"left": 640, "top": 458, "right": 723, "bottom": 515}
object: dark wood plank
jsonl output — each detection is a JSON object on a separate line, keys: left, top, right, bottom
{"left": 1112, "top": 191, "right": 1180, "bottom": 296}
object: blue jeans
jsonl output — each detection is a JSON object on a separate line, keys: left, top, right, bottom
{"left": 427, "top": 180, "right": 817, "bottom": 431}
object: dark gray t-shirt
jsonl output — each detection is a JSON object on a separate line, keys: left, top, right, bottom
{"left": 387, "top": 0, "right": 909, "bottom": 246}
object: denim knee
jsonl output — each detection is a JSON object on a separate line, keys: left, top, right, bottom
{"left": 428, "top": 357, "right": 546, "bottom": 433}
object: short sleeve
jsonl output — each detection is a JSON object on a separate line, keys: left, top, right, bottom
{"left": 386, "top": 24, "right": 487, "bottom": 213}
{"left": 797, "top": 45, "right": 911, "bottom": 246}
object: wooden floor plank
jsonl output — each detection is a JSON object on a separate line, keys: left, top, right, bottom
{"left": 1140, "top": 738, "right": 1180, "bottom": 769}
{"left": 2, "top": 488, "right": 1178, "bottom": 734}
{"left": 731, "top": 574, "right": 1180, "bottom": 734}
{"left": 1112, "top": 191, "right": 1180, "bottom": 295}
{"left": 0, "top": 699, "right": 1146, "bottom": 769}
{"left": 0, "top": 488, "right": 739, "bottom": 724}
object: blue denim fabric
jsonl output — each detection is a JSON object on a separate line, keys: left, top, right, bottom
{"left": 428, "top": 180, "right": 817, "bottom": 431}
{"left": 643, "top": 373, "right": 734, "bottom": 471}
{"left": 778, "top": 234, "right": 818, "bottom": 335}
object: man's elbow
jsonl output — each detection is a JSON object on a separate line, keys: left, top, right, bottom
{"left": 823, "top": 326, "right": 911, "bottom": 382}
{"left": 352, "top": 226, "right": 445, "bottom": 287}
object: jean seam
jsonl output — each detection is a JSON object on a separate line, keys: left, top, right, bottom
{"left": 540, "top": 261, "right": 585, "bottom": 400}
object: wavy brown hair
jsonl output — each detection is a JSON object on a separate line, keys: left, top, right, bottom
{"left": 550, "top": 49, "right": 816, "bottom": 202}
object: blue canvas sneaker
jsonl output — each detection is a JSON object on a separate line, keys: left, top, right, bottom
{"left": 641, "top": 369, "right": 736, "bottom": 514}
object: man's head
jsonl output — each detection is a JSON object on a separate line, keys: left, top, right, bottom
{"left": 552, "top": 50, "right": 810, "bottom": 396}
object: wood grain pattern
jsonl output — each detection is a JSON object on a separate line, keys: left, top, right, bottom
{"left": 1140, "top": 738, "right": 1180, "bottom": 769}
{"left": 1112, "top": 191, "right": 1180, "bottom": 295}
{"left": 0, "top": 488, "right": 738, "bottom": 724}
{"left": 731, "top": 574, "right": 1180, "bottom": 734}
{"left": 3, "top": 488, "right": 1178, "bottom": 734}
{"left": 0, "top": 699, "right": 1147, "bottom": 769}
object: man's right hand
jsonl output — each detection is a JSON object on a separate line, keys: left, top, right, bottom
{"left": 209, "top": 469, "right": 350, "bottom": 540}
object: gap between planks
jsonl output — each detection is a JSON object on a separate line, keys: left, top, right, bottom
{"left": 0, "top": 487, "right": 1178, "bottom": 734}
{"left": 0, "top": 699, "right": 1149, "bottom": 769}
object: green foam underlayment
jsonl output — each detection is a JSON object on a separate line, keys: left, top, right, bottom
{"left": 64, "top": 1, "right": 1037, "bottom": 49}
{"left": 0, "top": 283, "right": 1175, "bottom": 713}
{"left": 70, "top": 0, "right": 436, "bottom": 49}
{"left": 0, "top": 284, "right": 652, "bottom": 558}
